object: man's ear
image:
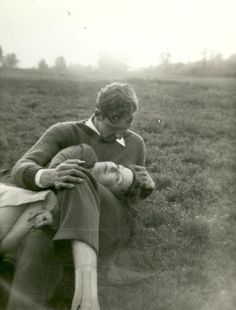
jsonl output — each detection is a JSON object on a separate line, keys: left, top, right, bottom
{"left": 95, "top": 108, "right": 101, "bottom": 118}
{"left": 94, "top": 109, "right": 104, "bottom": 121}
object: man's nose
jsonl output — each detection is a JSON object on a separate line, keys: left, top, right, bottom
{"left": 116, "top": 133, "right": 123, "bottom": 139}
{"left": 115, "top": 129, "right": 126, "bottom": 139}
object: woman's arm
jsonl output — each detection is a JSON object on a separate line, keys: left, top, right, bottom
{"left": 0, "top": 204, "right": 53, "bottom": 254}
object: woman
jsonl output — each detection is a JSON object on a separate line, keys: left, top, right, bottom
{"left": 0, "top": 144, "right": 154, "bottom": 309}
{"left": 0, "top": 144, "right": 151, "bottom": 252}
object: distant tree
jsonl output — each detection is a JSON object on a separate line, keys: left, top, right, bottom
{"left": 38, "top": 59, "right": 49, "bottom": 71}
{"left": 225, "top": 54, "right": 236, "bottom": 76}
{"left": 0, "top": 46, "right": 3, "bottom": 63}
{"left": 98, "top": 51, "right": 128, "bottom": 73}
{"left": 201, "top": 48, "right": 208, "bottom": 63}
{"left": 2, "top": 53, "right": 19, "bottom": 68}
{"left": 160, "top": 52, "right": 171, "bottom": 65}
{"left": 209, "top": 52, "right": 223, "bottom": 63}
{"left": 54, "top": 56, "right": 67, "bottom": 71}
{"left": 0, "top": 46, "right": 4, "bottom": 67}
{"left": 227, "top": 53, "right": 236, "bottom": 64}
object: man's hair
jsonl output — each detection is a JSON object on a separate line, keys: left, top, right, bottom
{"left": 95, "top": 82, "right": 138, "bottom": 121}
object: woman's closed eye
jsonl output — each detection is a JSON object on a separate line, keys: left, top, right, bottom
{"left": 109, "top": 165, "right": 117, "bottom": 172}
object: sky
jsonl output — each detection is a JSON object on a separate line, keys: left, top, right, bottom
{"left": 0, "top": 0, "right": 236, "bottom": 69}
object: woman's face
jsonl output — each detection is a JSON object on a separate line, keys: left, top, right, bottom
{"left": 91, "top": 162, "right": 134, "bottom": 194}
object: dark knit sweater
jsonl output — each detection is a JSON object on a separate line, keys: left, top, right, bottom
{"left": 12, "top": 120, "right": 146, "bottom": 191}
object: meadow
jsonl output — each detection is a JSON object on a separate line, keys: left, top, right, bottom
{"left": 0, "top": 71, "right": 235, "bottom": 310}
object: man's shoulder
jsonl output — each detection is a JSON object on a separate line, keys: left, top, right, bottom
{"left": 53, "top": 120, "right": 86, "bottom": 126}
{"left": 126, "top": 129, "right": 144, "bottom": 142}
{"left": 49, "top": 120, "right": 86, "bottom": 131}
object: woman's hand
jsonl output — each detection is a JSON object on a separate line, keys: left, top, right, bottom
{"left": 40, "top": 159, "right": 86, "bottom": 189}
{"left": 28, "top": 210, "right": 54, "bottom": 228}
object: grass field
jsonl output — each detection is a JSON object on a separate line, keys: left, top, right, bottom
{"left": 0, "top": 71, "right": 235, "bottom": 310}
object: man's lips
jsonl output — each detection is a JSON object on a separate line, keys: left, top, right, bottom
{"left": 102, "top": 135, "right": 117, "bottom": 142}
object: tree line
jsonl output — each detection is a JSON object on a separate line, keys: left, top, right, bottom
{"left": 1, "top": 45, "right": 236, "bottom": 77}
{"left": 0, "top": 46, "right": 19, "bottom": 68}
{"left": 143, "top": 51, "right": 236, "bottom": 77}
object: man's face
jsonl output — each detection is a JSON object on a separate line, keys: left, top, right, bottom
{"left": 95, "top": 113, "right": 134, "bottom": 142}
{"left": 91, "top": 162, "right": 134, "bottom": 194}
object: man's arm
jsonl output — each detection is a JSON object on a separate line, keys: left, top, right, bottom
{"left": 12, "top": 123, "right": 85, "bottom": 191}
{"left": 41, "top": 144, "right": 98, "bottom": 190}
{"left": 39, "top": 159, "right": 86, "bottom": 190}
{"left": 139, "top": 136, "right": 146, "bottom": 166}
{"left": 127, "top": 130, "right": 146, "bottom": 166}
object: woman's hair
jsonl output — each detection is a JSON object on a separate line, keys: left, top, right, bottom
{"left": 95, "top": 82, "right": 139, "bottom": 121}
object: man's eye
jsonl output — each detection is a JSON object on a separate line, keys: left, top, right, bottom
{"left": 112, "top": 116, "right": 119, "bottom": 122}
{"left": 109, "top": 115, "right": 119, "bottom": 124}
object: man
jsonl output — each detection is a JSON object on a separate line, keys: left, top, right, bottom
{"left": 7, "top": 82, "right": 154, "bottom": 310}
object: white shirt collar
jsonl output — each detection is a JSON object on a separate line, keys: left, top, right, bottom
{"left": 85, "top": 116, "right": 126, "bottom": 147}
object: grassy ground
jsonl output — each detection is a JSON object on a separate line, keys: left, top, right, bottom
{"left": 0, "top": 72, "right": 235, "bottom": 309}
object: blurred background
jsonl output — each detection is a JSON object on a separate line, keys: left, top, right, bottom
{"left": 0, "top": 0, "right": 236, "bottom": 78}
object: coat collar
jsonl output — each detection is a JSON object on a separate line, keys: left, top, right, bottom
{"left": 85, "top": 116, "right": 126, "bottom": 147}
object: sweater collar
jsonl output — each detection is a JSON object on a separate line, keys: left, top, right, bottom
{"left": 85, "top": 116, "right": 126, "bottom": 147}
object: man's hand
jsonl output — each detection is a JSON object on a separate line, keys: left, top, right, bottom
{"left": 40, "top": 159, "right": 87, "bottom": 189}
{"left": 132, "top": 165, "right": 155, "bottom": 190}
{"left": 128, "top": 164, "right": 155, "bottom": 200}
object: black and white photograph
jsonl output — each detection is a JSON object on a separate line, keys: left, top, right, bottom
{"left": 0, "top": 0, "right": 235, "bottom": 309}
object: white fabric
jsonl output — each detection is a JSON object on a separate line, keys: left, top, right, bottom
{"left": 0, "top": 183, "right": 56, "bottom": 211}
{"left": 85, "top": 117, "right": 126, "bottom": 147}
{"left": 35, "top": 168, "right": 48, "bottom": 188}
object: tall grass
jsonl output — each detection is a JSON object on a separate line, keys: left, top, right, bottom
{"left": 0, "top": 73, "right": 235, "bottom": 309}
